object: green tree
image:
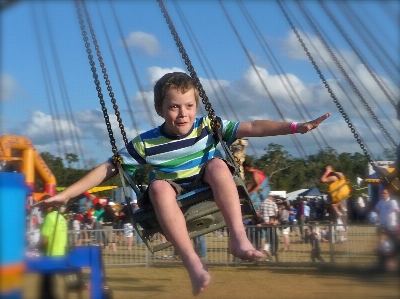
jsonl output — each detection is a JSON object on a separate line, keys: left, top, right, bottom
{"left": 65, "top": 153, "right": 79, "bottom": 168}
{"left": 253, "top": 143, "right": 293, "bottom": 190}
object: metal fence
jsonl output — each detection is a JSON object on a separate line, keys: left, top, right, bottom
{"left": 65, "top": 223, "right": 380, "bottom": 267}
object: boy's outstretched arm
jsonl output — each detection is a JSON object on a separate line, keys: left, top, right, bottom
{"left": 236, "top": 113, "right": 331, "bottom": 139}
{"left": 32, "top": 161, "right": 118, "bottom": 208}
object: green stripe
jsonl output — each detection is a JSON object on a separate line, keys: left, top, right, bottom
{"left": 155, "top": 165, "right": 203, "bottom": 180}
{"left": 143, "top": 135, "right": 170, "bottom": 147}
{"left": 133, "top": 135, "right": 145, "bottom": 157}
{"left": 158, "top": 143, "right": 215, "bottom": 168}
{"left": 223, "top": 122, "right": 236, "bottom": 140}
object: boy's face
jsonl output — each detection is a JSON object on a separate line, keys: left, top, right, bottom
{"left": 156, "top": 87, "right": 197, "bottom": 136}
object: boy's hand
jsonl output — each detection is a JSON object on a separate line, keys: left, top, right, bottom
{"left": 31, "top": 194, "right": 68, "bottom": 209}
{"left": 297, "top": 113, "right": 331, "bottom": 134}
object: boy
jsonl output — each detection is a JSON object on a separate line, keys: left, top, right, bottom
{"left": 35, "top": 72, "right": 330, "bottom": 295}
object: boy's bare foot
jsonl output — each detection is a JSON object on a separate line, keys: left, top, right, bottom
{"left": 230, "top": 239, "right": 263, "bottom": 261}
{"left": 188, "top": 261, "right": 211, "bottom": 296}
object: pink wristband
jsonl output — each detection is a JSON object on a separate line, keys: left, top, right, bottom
{"left": 290, "top": 122, "right": 297, "bottom": 134}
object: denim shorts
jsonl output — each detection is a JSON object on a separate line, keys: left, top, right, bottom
{"left": 138, "top": 157, "right": 235, "bottom": 210}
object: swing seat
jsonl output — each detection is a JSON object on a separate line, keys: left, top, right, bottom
{"left": 329, "top": 177, "right": 352, "bottom": 204}
{"left": 249, "top": 178, "right": 271, "bottom": 210}
{"left": 131, "top": 176, "right": 257, "bottom": 253}
{"left": 374, "top": 167, "right": 400, "bottom": 192}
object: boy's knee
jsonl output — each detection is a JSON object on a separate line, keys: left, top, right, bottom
{"left": 206, "top": 158, "right": 229, "bottom": 173}
{"left": 149, "top": 180, "right": 175, "bottom": 197}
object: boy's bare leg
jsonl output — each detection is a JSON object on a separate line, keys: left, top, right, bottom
{"left": 203, "top": 159, "right": 263, "bottom": 261}
{"left": 149, "top": 180, "right": 210, "bottom": 296}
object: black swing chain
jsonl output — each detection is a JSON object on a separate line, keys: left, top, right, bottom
{"left": 303, "top": 0, "right": 397, "bottom": 150}
{"left": 75, "top": 0, "right": 128, "bottom": 157}
{"left": 277, "top": 0, "right": 380, "bottom": 171}
{"left": 157, "top": 0, "right": 218, "bottom": 129}
{"left": 157, "top": 0, "right": 244, "bottom": 170}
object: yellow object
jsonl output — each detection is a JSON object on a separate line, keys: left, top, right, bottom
{"left": 56, "top": 186, "right": 118, "bottom": 193}
{"left": 0, "top": 135, "right": 56, "bottom": 195}
{"left": 329, "top": 177, "right": 352, "bottom": 204}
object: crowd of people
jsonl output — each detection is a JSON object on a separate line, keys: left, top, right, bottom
{"left": 27, "top": 196, "right": 145, "bottom": 254}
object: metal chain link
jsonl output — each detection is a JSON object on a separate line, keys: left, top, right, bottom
{"left": 80, "top": 0, "right": 129, "bottom": 147}
{"left": 277, "top": 0, "right": 376, "bottom": 169}
{"left": 294, "top": 0, "right": 397, "bottom": 149}
{"left": 157, "top": 0, "right": 219, "bottom": 129}
{"left": 75, "top": 0, "right": 128, "bottom": 156}
{"left": 74, "top": 0, "right": 117, "bottom": 155}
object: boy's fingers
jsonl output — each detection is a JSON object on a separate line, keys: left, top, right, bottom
{"left": 312, "top": 113, "right": 331, "bottom": 127}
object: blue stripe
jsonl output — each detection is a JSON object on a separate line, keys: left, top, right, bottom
{"left": 146, "top": 126, "right": 209, "bottom": 156}
{"left": 126, "top": 141, "right": 146, "bottom": 164}
{"left": 157, "top": 152, "right": 214, "bottom": 173}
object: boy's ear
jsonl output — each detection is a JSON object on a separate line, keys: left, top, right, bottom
{"left": 155, "top": 104, "right": 163, "bottom": 117}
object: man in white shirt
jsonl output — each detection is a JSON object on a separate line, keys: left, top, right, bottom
{"left": 375, "top": 188, "right": 399, "bottom": 234}
{"left": 355, "top": 194, "right": 366, "bottom": 222}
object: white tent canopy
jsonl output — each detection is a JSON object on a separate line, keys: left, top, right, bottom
{"left": 286, "top": 189, "right": 308, "bottom": 201}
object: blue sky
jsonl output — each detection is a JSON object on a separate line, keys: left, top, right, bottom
{"left": 1, "top": 0, "right": 399, "bottom": 169}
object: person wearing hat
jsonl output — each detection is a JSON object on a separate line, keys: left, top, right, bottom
{"left": 38, "top": 195, "right": 68, "bottom": 299}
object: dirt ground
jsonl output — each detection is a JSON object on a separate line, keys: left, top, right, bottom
{"left": 24, "top": 264, "right": 399, "bottom": 299}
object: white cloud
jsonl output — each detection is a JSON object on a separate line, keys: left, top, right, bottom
{"left": 122, "top": 31, "right": 160, "bottom": 56}
{"left": 280, "top": 30, "right": 359, "bottom": 73}
{"left": 0, "top": 73, "right": 18, "bottom": 101}
{"left": 146, "top": 66, "right": 186, "bottom": 86}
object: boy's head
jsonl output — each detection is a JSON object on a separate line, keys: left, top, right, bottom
{"left": 153, "top": 72, "right": 200, "bottom": 137}
{"left": 154, "top": 72, "right": 199, "bottom": 111}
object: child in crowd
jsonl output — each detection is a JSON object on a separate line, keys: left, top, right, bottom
{"left": 35, "top": 72, "right": 330, "bottom": 295}
{"left": 308, "top": 226, "right": 325, "bottom": 262}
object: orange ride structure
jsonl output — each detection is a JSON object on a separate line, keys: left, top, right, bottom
{"left": 0, "top": 135, "right": 56, "bottom": 198}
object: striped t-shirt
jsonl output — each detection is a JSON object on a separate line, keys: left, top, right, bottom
{"left": 114, "top": 116, "right": 240, "bottom": 185}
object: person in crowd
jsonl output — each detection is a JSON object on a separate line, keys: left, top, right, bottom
{"left": 278, "top": 202, "right": 290, "bottom": 251}
{"left": 92, "top": 203, "right": 105, "bottom": 247}
{"left": 355, "top": 193, "right": 367, "bottom": 222}
{"left": 72, "top": 213, "right": 82, "bottom": 246}
{"left": 288, "top": 202, "right": 299, "bottom": 237}
{"left": 297, "top": 200, "right": 308, "bottom": 241}
{"left": 259, "top": 195, "right": 279, "bottom": 224}
{"left": 320, "top": 225, "right": 329, "bottom": 243}
{"left": 242, "top": 160, "right": 266, "bottom": 195}
{"left": 103, "top": 203, "right": 118, "bottom": 252}
{"left": 264, "top": 216, "right": 279, "bottom": 262}
{"left": 320, "top": 165, "right": 348, "bottom": 218}
{"left": 375, "top": 187, "right": 399, "bottom": 254}
{"left": 35, "top": 72, "right": 330, "bottom": 295}
{"left": 193, "top": 235, "right": 207, "bottom": 260}
{"left": 80, "top": 211, "right": 92, "bottom": 244}
{"left": 307, "top": 225, "right": 325, "bottom": 262}
{"left": 375, "top": 188, "right": 399, "bottom": 234}
{"left": 335, "top": 215, "right": 347, "bottom": 243}
{"left": 39, "top": 195, "right": 68, "bottom": 299}
{"left": 119, "top": 202, "right": 134, "bottom": 251}
{"left": 131, "top": 199, "right": 143, "bottom": 245}
{"left": 27, "top": 214, "right": 41, "bottom": 250}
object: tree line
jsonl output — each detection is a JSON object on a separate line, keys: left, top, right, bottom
{"left": 39, "top": 143, "right": 394, "bottom": 198}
